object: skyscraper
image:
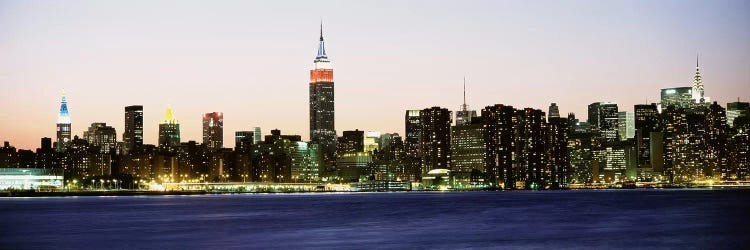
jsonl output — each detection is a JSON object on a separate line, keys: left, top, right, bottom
{"left": 55, "top": 92, "right": 71, "bottom": 152}
{"left": 548, "top": 117, "right": 569, "bottom": 189}
{"left": 83, "top": 122, "right": 117, "bottom": 154}
{"left": 203, "top": 112, "right": 223, "bottom": 150}
{"left": 158, "top": 106, "right": 181, "bottom": 148}
{"left": 588, "top": 102, "right": 619, "bottom": 143}
{"left": 123, "top": 105, "right": 144, "bottom": 154}
{"left": 404, "top": 110, "right": 422, "bottom": 180}
{"left": 482, "top": 104, "right": 517, "bottom": 188}
{"left": 455, "top": 78, "right": 477, "bottom": 126}
{"left": 617, "top": 111, "right": 635, "bottom": 141}
{"left": 309, "top": 23, "right": 336, "bottom": 164}
{"left": 548, "top": 103, "right": 560, "bottom": 121}
{"left": 419, "top": 107, "right": 452, "bottom": 176}
{"left": 634, "top": 103, "right": 660, "bottom": 167}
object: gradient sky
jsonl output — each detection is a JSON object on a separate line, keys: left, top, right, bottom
{"left": 1, "top": 0, "right": 749, "bottom": 150}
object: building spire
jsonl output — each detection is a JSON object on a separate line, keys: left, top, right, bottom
{"left": 57, "top": 90, "right": 71, "bottom": 124}
{"left": 692, "top": 53, "right": 704, "bottom": 103}
{"left": 461, "top": 77, "right": 469, "bottom": 112}
{"left": 316, "top": 20, "right": 327, "bottom": 59}
{"left": 163, "top": 105, "right": 177, "bottom": 124}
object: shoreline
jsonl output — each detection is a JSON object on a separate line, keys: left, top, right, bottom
{"left": 2, "top": 186, "right": 748, "bottom": 197}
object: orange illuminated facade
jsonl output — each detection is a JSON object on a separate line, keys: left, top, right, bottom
{"left": 310, "top": 69, "right": 333, "bottom": 83}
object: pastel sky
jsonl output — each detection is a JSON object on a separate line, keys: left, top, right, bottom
{"left": 1, "top": 0, "right": 749, "bottom": 150}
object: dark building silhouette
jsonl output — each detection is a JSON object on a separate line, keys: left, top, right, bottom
{"left": 202, "top": 112, "right": 223, "bottom": 150}
{"left": 482, "top": 104, "right": 517, "bottom": 188}
{"left": 338, "top": 130, "right": 364, "bottom": 155}
{"left": 123, "top": 105, "right": 144, "bottom": 154}
{"left": 404, "top": 110, "right": 422, "bottom": 180}
{"left": 419, "top": 107, "right": 452, "bottom": 177}
{"left": 548, "top": 117, "right": 569, "bottom": 189}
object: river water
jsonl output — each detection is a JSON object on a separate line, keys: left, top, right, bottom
{"left": 1, "top": 189, "right": 748, "bottom": 249}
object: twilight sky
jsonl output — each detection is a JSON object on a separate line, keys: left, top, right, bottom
{"left": 1, "top": 0, "right": 749, "bottom": 150}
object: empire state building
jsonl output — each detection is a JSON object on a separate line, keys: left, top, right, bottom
{"left": 309, "top": 24, "right": 336, "bottom": 164}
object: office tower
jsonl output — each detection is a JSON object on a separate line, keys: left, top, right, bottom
{"left": 548, "top": 117, "right": 569, "bottom": 189}
{"left": 291, "top": 141, "right": 320, "bottom": 182}
{"left": 634, "top": 104, "right": 660, "bottom": 167}
{"left": 660, "top": 87, "right": 694, "bottom": 110}
{"left": 419, "top": 107, "right": 452, "bottom": 176}
{"left": 617, "top": 112, "right": 635, "bottom": 141}
{"left": 337, "top": 129, "right": 364, "bottom": 155}
{"left": 548, "top": 103, "right": 560, "bottom": 121}
{"left": 727, "top": 101, "right": 750, "bottom": 127}
{"left": 730, "top": 130, "right": 749, "bottom": 180}
{"left": 451, "top": 117, "right": 485, "bottom": 173}
{"left": 309, "top": 24, "right": 336, "bottom": 164}
{"left": 203, "top": 112, "right": 224, "bottom": 150}
{"left": 123, "top": 105, "right": 144, "bottom": 154}
{"left": 704, "top": 102, "right": 729, "bottom": 179}
{"left": 158, "top": 106, "right": 181, "bottom": 148}
{"left": 588, "top": 102, "right": 619, "bottom": 143}
{"left": 482, "top": 104, "right": 517, "bottom": 189}
{"left": 692, "top": 56, "right": 705, "bottom": 104}
{"left": 662, "top": 106, "right": 689, "bottom": 183}
{"left": 55, "top": 92, "right": 71, "bottom": 152}
{"left": 404, "top": 110, "right": 422, "bottom": 180}
{"left": 83, "top": 122, "right": 117, "bottom": 154}
{"left": 455, "top": 78, "right": 477, "bottom": 126}
{"left": 253, "top": 127, "right": 262, "bottom": 145}
{"left": 518, "top": 108, "right": 548, "bottom": 189}
{"left": 234, "top": 131, "right": 254, "bottom": 151}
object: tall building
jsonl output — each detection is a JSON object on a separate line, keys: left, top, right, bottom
{"left": 404, "top": 110, "right": 422, "bottom": 180}
{"left": 451, "top": 117, "right": 485, "bottom": 173}
{"left": 83, "top": 122, "right": 117, "bottom": 154}
{"left": 704, "top": 102, "right": 729, "bottom": 179}
{"left": 455, "top": 78, "right": 477, "bottom": 126}
{"left": 617, "top": 111, "right": 635, "bottom": 141}
{"left": 634, "top": 104, "right": 660, "bottom": 167}
{"left": 55, "top": 92, "right": 71, "bottom": 152}
{"left": 158, "top": 106, "right": 181, "bottom": 148}
{"left": 309, "top": 24, "right": 336, "bottom": 164}
{"left": 548, "top": 117, "right": 569, "bottom": 189}
{"left": 548, "top": 103, "right": 560, "bottom": 121}
{"left": 123, "top": 105, "right": 144, "bottom": 154}
{"left": 588, "top": 102, "right": 619, "bottom": 143}
{"left": 482, "top": 104, "right": 517, "bottom": 188}
{"left": 419, "top": 107, "right": 452, "bottom": 176}
{"left": 727, "top": 101, "right": 749, "bottom": 128}
{"left": 203, "top": 112, "right": 224, "bottom": 150}
{"left": 518, "top": 108, "right": 548, "bottom": 189}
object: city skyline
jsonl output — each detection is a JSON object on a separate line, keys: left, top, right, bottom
{"left": 2, "top": 0, "right": 749, "bottom": 150}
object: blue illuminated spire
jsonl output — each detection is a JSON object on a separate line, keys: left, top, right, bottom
{"left": 57, "top": 91, "right": 70, "bottom": 124}
{"left": 316, "top": 21, "right": 327, "bottom": 59}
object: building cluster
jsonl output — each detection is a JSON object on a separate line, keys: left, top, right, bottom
{"left": 1, "top": 29, "right": 749, "bottom": 191}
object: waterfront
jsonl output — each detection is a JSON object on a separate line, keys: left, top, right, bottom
{"left": 1, "top": 189, "right": 749, "bottom": 249}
